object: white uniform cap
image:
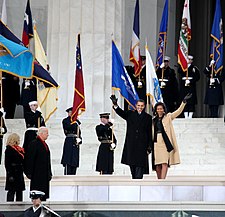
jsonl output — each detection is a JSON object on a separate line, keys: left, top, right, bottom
{"left": 164, "top": 56, "right": 170, "bottom": 61}
{"left": 29, "top": 101, "right": 38, "bottom": 106}
{"left": 188, "top": 55, "right": 193, "bottom": 60}
{"left": 30, "top": 190, "right": 45, "bottom": 199}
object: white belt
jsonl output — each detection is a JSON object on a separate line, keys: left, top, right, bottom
{"left": 182, "top": 77, "right": 193, "bottom": 80}
{"left": 26, "top": 127, "right": 38, "bottom": 132}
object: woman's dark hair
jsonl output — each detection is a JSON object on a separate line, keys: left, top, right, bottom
{"left": 153, "top": 102, "right": 167, "bottom": 116}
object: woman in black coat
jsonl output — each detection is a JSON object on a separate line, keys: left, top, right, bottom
{"left": 5, "top": 133, "right": 25, "bottom": 201}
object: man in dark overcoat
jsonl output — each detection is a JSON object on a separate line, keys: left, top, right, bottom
{"left": 95, "top": 113, "right": 117, "bottom": 175}
{"left": 203, "top": 60, "right": 225, "bottom": 118}
{"left": 110, "top": 95, "right": 152, "bottom": 179}
{"left": 178, "top": 55, "right": 200, "bottom": 118}
{"left": 61, "top": 107, "right": 82, "bottom": 175}
{"left": 24, "top": 127, "right": 52, "bottom": 201}
{"left": 156, "top": 56, "right": 179, "bottom": 112}
{"left": 0, "top": 110, "right": 7, "bottom": 164}
{"left": 23, "top": 101, "right": 45, "bottom": 154}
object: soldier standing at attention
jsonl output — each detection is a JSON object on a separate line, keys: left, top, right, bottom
{"left": 61, "top": 107, "right": 82, "bottom": 175}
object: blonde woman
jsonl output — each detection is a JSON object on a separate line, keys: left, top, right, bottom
{"left": 4, "top": 133, "right": 25, "bottom": 201}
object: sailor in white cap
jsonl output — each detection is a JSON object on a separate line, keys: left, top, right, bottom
{"left": 24, "top": 190, "right": 61, "bottom": 217}
{"left": 156, "top": 56, "right": 179, "bottom": 112}
{"left": 203, "top": 60, "right": 225, "bottom": 117}
{"left": 178, "top": 55, "right": 200, "bottom": 118}
{"left": 22, "top": 101, "right": 45, "bottom": 153}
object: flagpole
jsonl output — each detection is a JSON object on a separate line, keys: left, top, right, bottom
{"left": 0, "top": 70, "right": 3, "bottom": 136}
{"left": 211, "top": 40, "right": 215, "bottom": 78}
{"left": 160, "top": 33, "right": 167, "bottom": 88}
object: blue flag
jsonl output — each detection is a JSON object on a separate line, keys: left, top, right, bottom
{"left": 112, "top": 41, "right": 139, "bottom": 109}
{"left": 210, "top": 0, "right": 223, "bottom": 74}
{"left": 0, "top": 35, "right": 33, "bottom": 78}
{"left": 156, "top": 0, "right": 168, "bottom": 68}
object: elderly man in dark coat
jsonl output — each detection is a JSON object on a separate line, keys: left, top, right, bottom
{"left": 24, "top": 127, "right": 52, "bottom": 201}
{"left": 95, "top": 113, "right": 117, "bottom": 175}
{"left": 203, "top": 60, "right": 225, "bottom": 118}
{"left": 178, "top": 55, "right": 200, "bottom": 118}
{"left": 110, "top": 95, "right": 152, "bottom": 179}
{"left": 61, "top": 107, "right": 82, "bottom": 175}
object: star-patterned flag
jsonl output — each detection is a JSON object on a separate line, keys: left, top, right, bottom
{"left": 71, "top": 34, "right": 85, "bottom": 123}
{"left": 22, "top": 0, "right": 33, "bottom": 47}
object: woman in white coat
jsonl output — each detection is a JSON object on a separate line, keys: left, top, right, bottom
{"left": 152, "top": 93, "right": 192, "bottom": 179}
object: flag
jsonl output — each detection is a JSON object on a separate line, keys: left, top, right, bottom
{"left": 178, "top": 0, "right": 191, "bottom": 72}
{"left": 22, "top": 0, "right": 33, "bottom": 47}
{"left": 71, "top": 34, "right": 85, "bottom": 123}
{"left": 210, "top": 0, "right": 223, "bottom": 74}
{"left": 129, "top": 0, "right": 142, "bottom": 77}
{"left": 34, "top": 24, "right": 58, "bottom": 122}
{"left": 156, "top": 0, "right": 168, "bottom": 68}
{"left": 112, "top": 41, "right": 139, "bottom": 109}
{"left": 0, "top": 34, "right": 33, "bottom": 78}
{"left": 146, "top": 44, "right": 163, "bottom": 106}
{"left": 1, "top": 0, "right": 7, "bottom": 25}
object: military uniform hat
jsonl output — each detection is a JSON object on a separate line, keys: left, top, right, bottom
{"left": 164, "top": 56, "right": 170, "bottom": 61}
{"left": 29, "top": 101, "right": 38, "bottom": 106}
{"left": 99, "top": 113, "right": 110, "bottom": 119}
{"left": 30, "top": 190, "right": 45, "bottom": 200}
{"left": 141, "top": 55, "right": 146, "bottom": 60}
{"left": 188, "top": 55, "right": 193, "bottom": 60}
{"left": 66, "top": 107, "right": 73, "bottom": 112}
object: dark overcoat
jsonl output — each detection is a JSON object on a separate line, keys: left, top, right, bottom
{"left": 178, "top": 64, "right": 200, "bottom": 105}
{"left": 61, "top": 117, "right": 81, "bottom": 167}
{"left": 114, "top": 107, "right": 152, "bottom": 171}
{"left": 95, "top": 123, "right": 117, "bottom": 173}
{"left": 204, "top": 67, "right": 225, "bottom": 105}
{"left": 156, "top": 66, "right": 179, "bottom": 112}
{"left": 5, "top": 145, "right": 25, "bottom": 191}
{"left": 24, "top": 137, "right": 52, "bottom": 200}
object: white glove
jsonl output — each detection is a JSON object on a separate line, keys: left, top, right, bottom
{"left": 160, "top": 62, "right": 165, "bottom": 68}
{"left": 76, "top": 138, "right": 82, "bottom": 144}
{"left": 209, "top": 60, "right": 215, "bottom": 67}
{"left": 110, "top": 143, "right": 116, "bottom": 149}
{"left": 0, "top": 127, "right": 5, "bottom": 134}
{"left": 0, "top": 107, "right": 4, "bottom": 113}
{"left": 109, "top": 119, "right": 114, "bottom": 124}
{"left": 185, "top": 79, "right": 190, "bottom": 86}
{"left": 137, "top": 81, "right": 142, "bottom": 87}
{"left": 210, "top": 78, "right": 215, "bottom": 85}
{"left": 160, "top": 81, "right": 166, "bottom": 87}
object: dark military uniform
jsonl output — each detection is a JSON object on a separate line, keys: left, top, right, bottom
{"left": 114, "top": 106, "right": 152, "bottom": 179}
{"left": 61, "top": 117, "right": 81, "bottom": 175}
{"left": 178, "top": 64, "right": 200, "bottom": 112}
{"left": 21, "top": 78, "right": 37, "bottom": 116}
{"left": 23, "top": 110, "right": 45, "bottom": 153}
{"left": 0, "top": 112, "right": 7, "bottom": 164}
{"left": 2, "top": 72, "right": 20, "bottom": 119}
{"left": 95, "top": 122, "right": 117, "bottom": 174}
{"left": 156, "top": 66, "right": 179, "bottom": 112}
{"left": 204, "top": 67, "right": 225, "bottom": 117}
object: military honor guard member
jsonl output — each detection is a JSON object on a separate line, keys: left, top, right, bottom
{"left": 110, "top": 95, "right": 152, "bottom": 179}
{"left": 61, "top": 107, "right": 82, "bottom": 175}
{"left": 203, "top": 60, "right": 225, "bottom": 118}
{"left": 178, "top": 55, "right": 200, "bottom": 118}
{"left": 24, "top": 127, "right": 52, "bottom": 201}
{"left": 95, "top": 113, "right": 117, "bottom": 175}
{"left": 156, "top": 56, "right": 179, "bottom": 112}
{"left": 24, "top": 190, "right": 61, "bottom": 217}
{"left": 0, "top": 109, "right": 7, "bottom": 164}
{"left": 23, "top": 101, "right": 45, "bottom": 153}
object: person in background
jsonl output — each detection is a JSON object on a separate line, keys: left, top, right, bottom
{"left": 0, "top": 109, "right": 7, "bottom": 164}
{"left": 156, "top": 56, "right": 179, "bottom": 112}
{"left": 4, "top": 133, "right": 25, "bottom": 201}
{"left": 95, "top": 113, "right": 117, "bottom": 175}
{"left": 110, "top": 95, "right": 152, "bottom": 179}
{"left": 24, "top": 127, "right": 52, "bottom": 201}
{"left": 23, "top": 101, "right": 45, "bottom": 153}
{"left": 203, "top": 60, "right": 225, "bottom": 118}
{"left": 152, "top": 93, "right": 192, "bottom": 179}
{"left": 178, "top": 55, "right": 200, "bottom": 118}
{"left": 61, "top": 107, "right": 82, "bottom": 175}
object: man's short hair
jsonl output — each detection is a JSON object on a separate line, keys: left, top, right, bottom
{"left": 136, "top": 99, "right": 145, "bottom": 105}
